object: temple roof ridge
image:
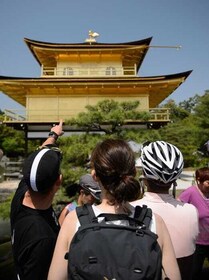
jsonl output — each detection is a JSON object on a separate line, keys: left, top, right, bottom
{"left": 24, "top": 37, "right": 153, "bottom": 47}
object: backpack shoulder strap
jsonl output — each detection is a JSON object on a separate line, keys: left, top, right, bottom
{"left": 134, "top": 204, "right": 152, "bottom": 228}
{"left": 76, "top": 204, "right": 97, "bottom": 226}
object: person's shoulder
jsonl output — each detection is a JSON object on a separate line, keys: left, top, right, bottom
{"left": 180, "top": 185, "right": 196, "bottom": 194}
{"left": 153, "top": 212, "right": 164, "bottom": 226}
{"left": 178, "top": 185, "right": 197, "bottom": 199}
{"left": 12, "top": 180, "right": 27, "bottom": 200}
{"left": 66, "top": 201, "right": 77, "bottom": 211}
{"left": 130, "top": 198, "right": 145, "bottom": 207}
{"left": 176, "top": 192, "right": 198, "bottom": 209}
{"left": 152, "top": 213, "right": 168, "bottom": 241}
{"left": 175, "top": 196, "right": 199, "bottom": 222}
{"left": 62, "top": 208, "right": 78, "bottom": 228}
{"left": 17, "top": 212, "right": 44, "bottom": 228}
{"left": 65, "top": 208, "right": 77, "bottom": 218}
{"left": 180, "top": 199, "right": 196, "bottom": 208}
{"left": 20, "top": 209, "right": 57, "bottom": 231}
{"left": 179, "top": 201, "right": 198, "bottom": 218}
{"left": 59, "top": 208, "right": 78, "bottom": 245}
{"left": 182, "top": 201, "right": 199, "bottom": 217}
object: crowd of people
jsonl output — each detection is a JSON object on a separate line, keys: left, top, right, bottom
{"left": 9, "top": 120, "right": 209, "bottom": 280}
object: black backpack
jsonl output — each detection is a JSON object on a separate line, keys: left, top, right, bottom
{"left": 66, "top": 204, "right": 162, "bottom": 280}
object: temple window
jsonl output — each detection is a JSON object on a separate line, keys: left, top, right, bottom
{"left": 63, "top": 67, "right": 74, "bottom": 76}
{"left": 105, "top": 66, "right": 116, "bottom": 76}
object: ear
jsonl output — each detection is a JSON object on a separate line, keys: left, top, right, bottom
{"left": 55, "top": 174, "right": 62, "bottom": 187}
{"left": 196, "top": 176, "right": 200, "bottom": 184}
{"left": 91, "top": 169, "right": 98, "bottom": 182}
{"left": 80, "top": 189, "right": 84, "bottom": 195}
{"left": 143, "top": 178, "right": 149, "bottom": 187}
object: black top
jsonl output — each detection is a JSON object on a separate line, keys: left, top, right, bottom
{"left": 10, "top": 180, "right": 60, "bottom": 280}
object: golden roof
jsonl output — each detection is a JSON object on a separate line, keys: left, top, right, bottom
{"left": 0, "top": 71, "right": 192, "bottom": 108}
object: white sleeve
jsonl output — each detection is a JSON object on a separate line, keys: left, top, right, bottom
{"left": 149, "top": 214, "right": 157, "bottom": 234}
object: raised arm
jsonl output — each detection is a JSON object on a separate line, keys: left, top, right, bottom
{"left": 41, "top": 120, "right": 64, "bottom": 147}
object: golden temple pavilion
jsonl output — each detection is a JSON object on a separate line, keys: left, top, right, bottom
{"left": 0, "top": 32, "right": 191, "bottom": 136}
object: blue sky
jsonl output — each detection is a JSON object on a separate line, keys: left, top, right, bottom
{"left": 0, "top": 0, "right": 209, "bottom": 111}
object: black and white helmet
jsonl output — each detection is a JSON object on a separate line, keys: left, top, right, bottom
{"left": 140, "top": 141, "right": 184, "bottom": 184}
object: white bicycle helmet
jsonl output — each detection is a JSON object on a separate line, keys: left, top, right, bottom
{"left": 140, "top": 141, "right": 184, "bottom": 184}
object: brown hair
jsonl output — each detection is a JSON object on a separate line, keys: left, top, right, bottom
{"left": 91, "top": 139, "right": 141, "bottom": 204}
{"left": 195, "top": 167, "right": 209, "bottom": 183}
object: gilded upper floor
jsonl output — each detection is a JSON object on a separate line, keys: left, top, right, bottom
{"left": 24, "top": 37, "right": 151, "bottom": 78}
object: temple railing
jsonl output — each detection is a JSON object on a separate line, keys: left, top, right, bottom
{"left": 41, "top": 65, "right": 137, "bottom": 77}
{"left": 3, "top": 108, "right": 170, "bottom": 123}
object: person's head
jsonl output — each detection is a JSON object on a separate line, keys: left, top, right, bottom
{"left": 65, "top": 174, "right": 101, "bottom": 205}
{"left": 23, "top": 146, "right": 62, "bottom": 195}
{"left": 195, "top": 167, "right": 209, "bottom": 195}
{"left": 140, "top": 141, "right": 184, "bottom": 191}
{"left": 78, "top": 174, "right": 101, "bottom": 205}
{"left": 90, "top": 139, "right": 141, "bottom": 204}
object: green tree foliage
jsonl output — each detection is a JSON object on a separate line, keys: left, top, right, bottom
{"left": 161, "top": 99, "right": 189, "bottom": 122}
{"left": 158, "top": 116, "right": 203, "bottom": 167}
{"left": 2, "top": 136, "right": 24, "bottom": 157}
{"left": 123, "top": 128, "right": 161, "bottom": 144}
{"left": 66, "top": 99, "right": 151, "bottom": 135}
{"left": 179, "top": 94, "right": 200, "bottom": 113}
{"left": 193, "top": 92, "right": 209, "bottom": 147}
{"left": 0, "top": 115, "right": 25, "bottom": 157}
{"left": 0, "top": 193, "right": 14, "bottom": 220}
{"left": 58, "top": 133, "right": 109, "bottom": 188}
{"left": 158, "top": 92, "right": 209, "bottom": 166}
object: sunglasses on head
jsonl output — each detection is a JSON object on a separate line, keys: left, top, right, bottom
{"left": 81, "top": 185, "right": 101, "bottom": 196}
{"left": 82, "top": 189, "right": 91, "bottom": 195}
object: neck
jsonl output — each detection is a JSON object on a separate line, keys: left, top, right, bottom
{"left": 147, "top": 187, "right": 169, "bottom": 194}
{"left": 23, "top": 190, "right": 54, "bottom": 210}
{"left": 77, "top": 195, "right": 84, "bottom": 206}
{"left": 97, "top": 198, "right": 131, "bottom": 214}
{"left": 196, "top": 185, "right": 209, "bottom": 199}
{"left": 145, "top": 179, "right": 171, "bottom": 194}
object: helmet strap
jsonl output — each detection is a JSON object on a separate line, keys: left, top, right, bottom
{"left": 172, "top": 181, "right": 177, "bottom": 198}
